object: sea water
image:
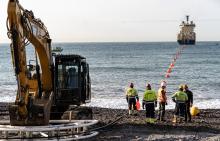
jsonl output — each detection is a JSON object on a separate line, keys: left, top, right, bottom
{"left": 0, "top": 42, "right": 219, "bottom": 109}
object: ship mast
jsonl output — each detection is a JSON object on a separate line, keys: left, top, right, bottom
{"left": 186, "top": 15, "right": 189, "bottom": 24}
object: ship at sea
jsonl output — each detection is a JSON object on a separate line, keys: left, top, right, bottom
{"left": 177, "top": 15, "right": 196, "bottom": 45}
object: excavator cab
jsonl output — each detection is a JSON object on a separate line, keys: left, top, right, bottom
{"left": 51, "top": 55, "right": 91, "bottom": 118}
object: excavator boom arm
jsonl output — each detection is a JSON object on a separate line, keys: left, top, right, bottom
{"left": 7, "top": 0, "right": 53, "bottom": 125}
{"left": 7, "top": 0, "right": 53, "bottom": 91}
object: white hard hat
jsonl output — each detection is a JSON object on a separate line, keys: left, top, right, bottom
{"left": 146, "top": 83, "right": 151, "bottom": 87}
{"left": 161, "top": 81, "right": 167, "bottom": 87}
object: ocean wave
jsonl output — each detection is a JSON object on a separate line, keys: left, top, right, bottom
{"left": 87, "top": 97, "right": 220, "bottom": 110}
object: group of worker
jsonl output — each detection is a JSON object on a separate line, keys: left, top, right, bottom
{"left": 125, "top": 81, "right": 193, "bottom": 123}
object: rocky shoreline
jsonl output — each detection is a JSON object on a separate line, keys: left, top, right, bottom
{"left": 92, "top": 107, "right": 220, "bottom": 141}
{"left": 1, "top": 102, "right": 220, "bottom": 141}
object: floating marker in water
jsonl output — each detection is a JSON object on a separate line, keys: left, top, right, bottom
{"left": 170, "top": 63, "right": 174, "bottom": 67}
{"left": 167, "top": 68, "right": 172, "bottom": 73}
{"left": 165, "top": 73, "right": 170, "bottom": 78}
{"left": 163, "top": 45, "right": 186, "bottom": 79}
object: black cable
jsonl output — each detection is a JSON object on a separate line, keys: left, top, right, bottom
{"left": 89, "top": 113, "right": 126, "bottom": 132}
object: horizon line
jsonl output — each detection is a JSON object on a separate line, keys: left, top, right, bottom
{"left": 0, "top": 40, "right": 219, "bottom": 44}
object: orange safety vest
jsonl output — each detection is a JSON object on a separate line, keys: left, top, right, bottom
{"left": 158, "top": 88, "right": 167, "bottom": 103}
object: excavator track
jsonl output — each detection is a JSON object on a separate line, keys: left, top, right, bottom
{"left": 0, "top": 120, "right": 98, "bottom": 140}
{"left": 0, "top": 102, "right": 9, "bottom": 116}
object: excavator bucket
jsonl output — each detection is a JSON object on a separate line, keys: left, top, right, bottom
{"left": 9, "top": 92, "right": 54, "bottom": 126}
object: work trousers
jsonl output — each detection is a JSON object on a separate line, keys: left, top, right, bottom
{"left": 175, "top": 102, "right": 186, "bottom": 118}
{"left": 158, "top": 102, "right": 165, "bottom": 120}
{"left": 145, "top": 103, "right": 155, "bottom": 118}
{"left": 185, "top": 103, "right": 191, "bottom": 121}
{"left": 128, "top": 97, "right": 137, "bottom": 110}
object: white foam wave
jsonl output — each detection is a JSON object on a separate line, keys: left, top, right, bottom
{"left": 87, "top": 97, "right": 220, "bottom": 109}
{"left": 1, "top": 92, "right": 219, "bottom": 110}
{"left": 0, "top": 95, "right": 15, "bottom": 102}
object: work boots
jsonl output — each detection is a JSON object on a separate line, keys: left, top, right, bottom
{"left": 129, "top": 110, "right": 132, "bottom": 115}
{"left": 179, "top": 117, "right": 184, "bottom": 123}
{"left": 158, "top": 116, "right": 166, "bottom": 121}
{"left": 172, "top": 115, "right": 177, "bottom": 123}
{"left": 133, "top": 110, "right": 138, "bottom": 116}
{"left": 129, "top": 110, "right": 138, "bottom": 116}
{"left": 172, "top": 116, "right": 185, "bottom": 123}
{"left": 145, "top": 118, "right": 156, "bottom": 124}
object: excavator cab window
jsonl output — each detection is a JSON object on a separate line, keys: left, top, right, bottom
{"left": 53, "top": 55, "right": 91, "bottom": 108}
{"left": 66, "top": 66, "right": 78, "bottom": 88}
{"left": 27, "top": 60, "right": 36, "bottom": 80}
{"left": 54, "top": 55, "right": 82, "bottom": 106}
{"left": 57, "top": 64, "right": 79, "bottom": 89}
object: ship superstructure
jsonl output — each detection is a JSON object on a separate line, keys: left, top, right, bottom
{"left": 177, "top": 15, "right": 196, "bottom": 45}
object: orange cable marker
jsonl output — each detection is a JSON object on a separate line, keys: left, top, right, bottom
{"left": 167, "top": 68, "right": 172, "bottom": 73}
{"left": 164, "top": 45, "right": 186, "bottom": 79}
{"left": 165, "top": 73, "right": 170, "bottom": 78}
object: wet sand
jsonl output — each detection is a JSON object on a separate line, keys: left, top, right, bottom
{"left": 1, "top": 102, "right": 220, "bottom": 141}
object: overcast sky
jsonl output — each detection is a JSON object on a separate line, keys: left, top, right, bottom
{"left": 0, "top": 0, "right": 220, "bottom": 43}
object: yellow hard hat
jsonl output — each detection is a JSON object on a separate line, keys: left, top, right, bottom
{"left": 183, "top": 84, "right": 188, "bottom": 89}
{"left": 179, "top": 84, "right": 184, "bottom": 89}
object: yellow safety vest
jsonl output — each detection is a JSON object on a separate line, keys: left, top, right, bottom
{"left": 143, "top": 90, "right": 157, "bottom": 102}
{"left": 172, "top": 91, "right": 188, "bottom": 102}
{"left": 126, "top": 88, "right": 138, "bottom": 97}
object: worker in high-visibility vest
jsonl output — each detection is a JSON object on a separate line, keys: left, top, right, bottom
{"left": 142, "top": 83, "right": 157, "bottom": 123}
{"left": 183, "top": 84, "right": 193, "bottom": 122}
{"left": 157, "top": 81, "right": 167, "bottom": 121}
{"left": 125, "top": 83, "right": 139, "bottom": 115}
{"left": 172, "top": 85, "right": 188, "bottom": 123}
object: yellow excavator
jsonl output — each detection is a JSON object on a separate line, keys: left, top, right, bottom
{"left": 7, "top": 0, "right": 91, "bottom": 126}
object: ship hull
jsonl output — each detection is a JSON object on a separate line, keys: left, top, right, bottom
{"left": 177, "top": 40, "right": 195, "bottom": 45}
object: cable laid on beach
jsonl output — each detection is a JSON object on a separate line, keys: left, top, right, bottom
{"left": 89, "top": 113, "right": 127, "bottom": 132}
